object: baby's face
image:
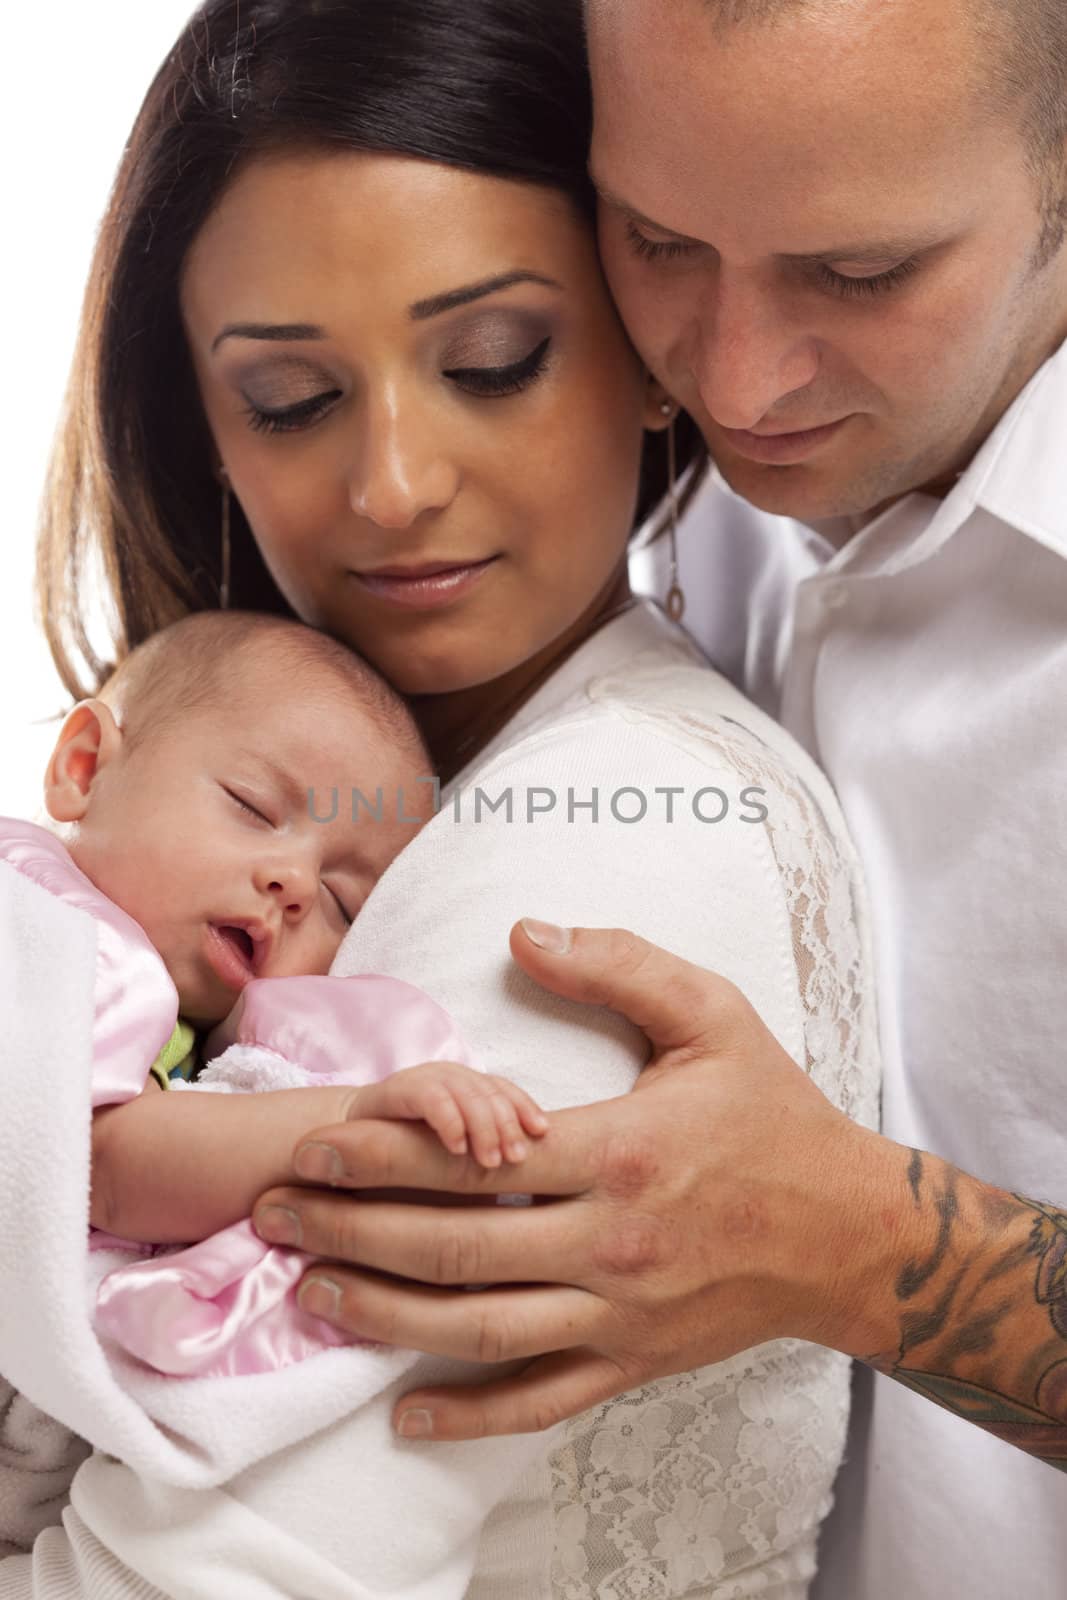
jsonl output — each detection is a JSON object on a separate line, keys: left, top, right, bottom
{"left": 69, "top": 676, "right": 430, "bottom": 1025}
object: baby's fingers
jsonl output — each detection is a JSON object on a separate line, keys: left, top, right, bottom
{"left": 477, "top": 1078, "right": 549, "bottom": 1167}
{"left": 504, "top": 1083, "right": 549, "bottom": 1141}
{"left": 417, "top": 1083, "right": 474, "bottom": 1157}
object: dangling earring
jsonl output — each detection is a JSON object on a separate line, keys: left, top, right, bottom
{"left": 660, "top": 401, "right": 685, "bottom": 623}
{"left": 218, "top": 469, "right": 232, "bottom": 610}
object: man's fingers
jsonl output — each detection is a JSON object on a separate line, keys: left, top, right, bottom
{"left": 297, "top": 1271, "right": 601, "bottom": 1363}
{"left": 510, "top": 920, "right": 747, "bottom": 1055}
{"left": 255, "top": 1191, "right": 586, "bottom": 1285}
{"left": 287, "top": 1107, "right": 608, "bottom": 1196}
{"left": 392, "top": 1349, "right": 634, "bottom": 1441}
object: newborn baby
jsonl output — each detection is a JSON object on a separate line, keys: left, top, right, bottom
{"left": 0, "top": 609, "right": 544, "bottom": 1552}
{"left": 0, "top": 611, "right": 548, "bottom": 1549}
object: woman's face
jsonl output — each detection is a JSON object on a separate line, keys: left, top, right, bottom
{"left": 182, "top": 152, "right": 664, "bottom": 695}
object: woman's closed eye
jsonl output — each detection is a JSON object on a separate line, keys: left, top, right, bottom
{"left": 443, "top": 336, "right": 552, "bottom": 398}
{"left": 240, "top": 338, "right": 552, "bottom": 432}
{"left": 244, "top": 389, "right": 343, "bottom": 435}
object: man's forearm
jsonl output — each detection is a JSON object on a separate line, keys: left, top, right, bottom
{"left": 859, "top": 1146, "right": 1067, "bottom": 1470}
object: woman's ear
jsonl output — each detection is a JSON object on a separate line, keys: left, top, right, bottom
{"left": 44, "top": 701, "right": 124, "bottom": 824}
{"left": 643, "top": 376, "right": 678, "bottom": 433}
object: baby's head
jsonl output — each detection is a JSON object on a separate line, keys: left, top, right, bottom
{"left": 45, "top": 611, "right": 432, "bottom": 1025}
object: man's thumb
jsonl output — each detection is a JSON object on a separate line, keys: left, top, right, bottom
{"left": 510, "top": 919, "right": 739, "bottom": 1055}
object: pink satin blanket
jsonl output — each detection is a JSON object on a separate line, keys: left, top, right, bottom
{"left": 0, "top": 817, "right": 469, "bottom": 1380}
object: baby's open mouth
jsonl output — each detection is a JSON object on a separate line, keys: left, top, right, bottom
{"left": 204, "top": 922, "right": 263, "bottom": 993}
{"left": 218, "top": 925, "right": 256, "bottom": 966}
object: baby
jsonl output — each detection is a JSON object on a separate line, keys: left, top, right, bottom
{"left": 5, "top": 610, "right": 543, "bottom": 1327}
{"left": 0, "top": 609, "right": 544, "bottom": 1552}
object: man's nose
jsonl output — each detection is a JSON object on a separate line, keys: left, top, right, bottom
{"left": 689, "top": 268, "right": 820, "bottom": 432}
{"left": 348, "top": 388, "right": 461, "bottom": 530}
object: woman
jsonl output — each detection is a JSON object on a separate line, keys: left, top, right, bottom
{"left": 9, "top": 1, "right": 879, "bottom": 1595}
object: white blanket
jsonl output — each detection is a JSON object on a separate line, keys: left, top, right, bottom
{"left": 0, "top": 861, "right": 547, "bottom": 1599}
{"left": 0, "top": 860, "right": 421, "bottom": 1491}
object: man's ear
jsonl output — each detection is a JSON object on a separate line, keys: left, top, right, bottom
{"left": 44, "top": 700, "right": 124, "bottom": 824}
{"left": 643, "top": 374, "right": 678, "bottom": 433}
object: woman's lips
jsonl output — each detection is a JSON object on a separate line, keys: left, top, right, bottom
{"left": 350, "top": 556, "right": 498, "bottom": 610}
{"left": 718, "top": 416, "right": 851, "bottom": 465}
{"left": 204, "top": 923, "right": 257, "bottom": 992}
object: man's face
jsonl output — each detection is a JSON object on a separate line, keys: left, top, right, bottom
{"left": 588, "top": 0, "right": 1067, "bottom": 522}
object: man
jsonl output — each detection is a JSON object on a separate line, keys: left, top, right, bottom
{"left": 254, "top": 1, "right": 1067, "bottom": 1595}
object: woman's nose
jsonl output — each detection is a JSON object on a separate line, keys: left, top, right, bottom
{"left": 348, "top": 390, "right": 461, "bottom": 529}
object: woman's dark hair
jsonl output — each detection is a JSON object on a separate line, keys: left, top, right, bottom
{"left": 39, "top": 0, "right": 707, "bottom": 699}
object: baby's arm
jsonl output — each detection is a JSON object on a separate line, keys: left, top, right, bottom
{"left": 90, "top": 1064, "right": 546, "bottom": 1245}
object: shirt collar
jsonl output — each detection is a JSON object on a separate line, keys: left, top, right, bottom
{"left": 710, "top": 333, "right": 1067, "bottom": 575}
{"left": 965, "top": 332, "right": 1067, "bottom": 561}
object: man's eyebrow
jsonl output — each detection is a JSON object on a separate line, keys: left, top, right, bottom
{"left": 778, "top": 234, "right": 945, "bottom": 265}
{"left": 212, "top": 322, "right": 325, "bottom": 353}
{"left": 589, "top": 176, "right": 705, "bottom": 245}
{"left": 408, "top": 270, "right": 562, "bottom": 321}
{"left": 591, "top": 174, "right": 945, "bottom": 265}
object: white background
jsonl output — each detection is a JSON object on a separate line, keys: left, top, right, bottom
{"left": 0, "top": 3, "right": 199, "bottom": 820}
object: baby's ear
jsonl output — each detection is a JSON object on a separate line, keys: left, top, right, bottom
{"left": 43, "top": 700, "right": 123, "bottom": 822}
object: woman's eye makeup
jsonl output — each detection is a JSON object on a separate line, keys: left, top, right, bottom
{"left": 443, "top": 335, "right": 552, "bottom": 398}
{"left": 236, "top": 321, "right": 554, "bottom": 432}
{"left": 243, "top": 389, "right": 342, "bottom": 435}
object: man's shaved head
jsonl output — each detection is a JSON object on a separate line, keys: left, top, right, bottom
{"left": 586, "top": 0, "right": 1067, "bottom": 522}
{"left": 690, "top": 0, "right": 1067, "bottom": 251}
{"left": 590, "top": 0, "right": 1067, "bottom": 253}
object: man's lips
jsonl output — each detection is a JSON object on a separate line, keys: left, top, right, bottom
{"left": 717, "top": 415, "right": 852, "bottom": 464}
{"left": 350, "top": 556, "right": 499, "bottom": 610}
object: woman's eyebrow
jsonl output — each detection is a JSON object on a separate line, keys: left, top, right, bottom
{"left": 209, "top": 275, "right": 560, "bottom": 351}
{"left": 211, "top": 322, "right": 325, "bottom": 353}
{"left": 408, "top": 271, "right": 562, "bottom": 321}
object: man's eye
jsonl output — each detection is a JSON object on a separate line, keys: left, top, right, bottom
{"left": 815, "top": 259, "right": 920, "bottom": 300}
{"left": 444, "top": 337, "right": 552, "bottom": 399}
{"left": 243, "top": 391, "right": 342, "bottom": 435}
{"left": 624, "top": 219, "right": 698, "bottom": 265}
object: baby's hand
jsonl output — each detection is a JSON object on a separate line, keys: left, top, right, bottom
{"left": 350, "top": 1064, "right": 548, "bottom": 1168}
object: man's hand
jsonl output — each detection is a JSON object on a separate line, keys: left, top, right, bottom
{"left": 254, "top": 919, "right": 895, "bottom": 1438}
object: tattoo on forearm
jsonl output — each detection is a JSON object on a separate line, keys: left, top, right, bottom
{"left": 866, "top": 1151, "right": 1067, "bottom": 1472}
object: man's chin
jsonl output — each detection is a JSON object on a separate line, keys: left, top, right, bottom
{"left": 711, "top": 452, "right": 850, "bottom": 522}
{"left": 710, "top": 445, "right": 907, "bottom": 526}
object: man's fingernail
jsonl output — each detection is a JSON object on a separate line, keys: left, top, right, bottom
{"left": 255, "top": 1205, "right": 302, "bottom": 1247}
{"left": 396, "top": 1408, "right": 434, "bottom": 1439}
{"left": 300, "top": 1277, "right": 342, "bottom": 1322}
{"left": 294, "top": 1140, "right": 344, "bottom": 1183}
{"left": 521, "top": 918, "right": 572, "bottom": 954}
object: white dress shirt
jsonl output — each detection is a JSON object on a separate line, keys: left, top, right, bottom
{"left": 637, "top": 336, "right": 1067, "bottom": 1600}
